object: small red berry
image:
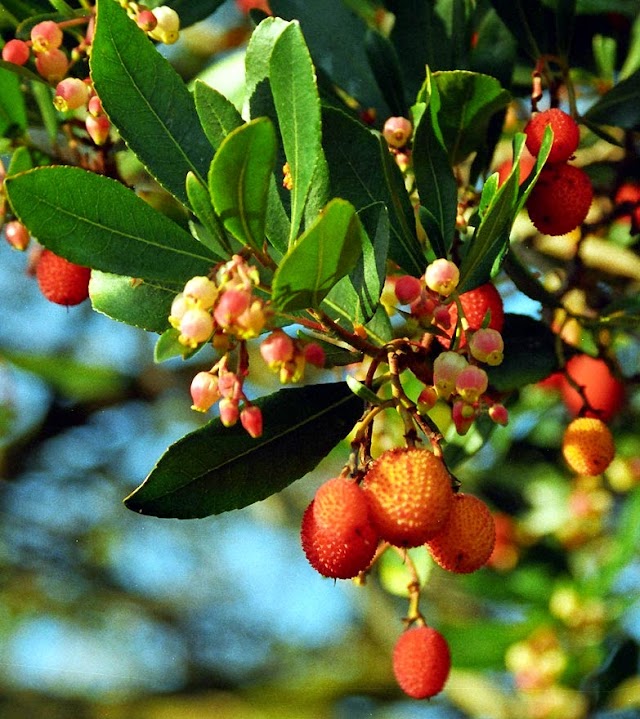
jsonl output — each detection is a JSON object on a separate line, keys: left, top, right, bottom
{"left": 526, "top": 163, "right": 593, "bottom": 236}
{"left": 35, "top": 249, "right": 91, "bottom": 306}
{"left": 438, "top": 283, "right": 504, "bottom": 348}
{"left": 524, "top": 108, "right": 580, "bottom": 164}
{"left": 560, "top": 354, "right": 625, "bottom": 422}
{"left": 394, "top": 275, "right": 422, "bottom": 305}
{"left": 393, "top": 626, "right": 451, "bottom": 699}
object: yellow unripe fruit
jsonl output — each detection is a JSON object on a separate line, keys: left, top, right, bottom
{"left": 362, "top": 447, "right": 454, "bottom": 547}
{"left": 427, "top": 493, "right": 496, "bottom": 574}
{"left": 562, "top": 417, "right": 615, "bottom": 476}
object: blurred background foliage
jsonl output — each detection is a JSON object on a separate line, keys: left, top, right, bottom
{"left": 1, "top": 0, "right": 640, "bottom": 718}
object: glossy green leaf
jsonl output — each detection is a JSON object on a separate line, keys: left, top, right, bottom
{"left": 6, "top": 146, "right": 32, "bottom": 175}
{"left": 324, "top": 203, "right": 389, "bottom": 327}
{"left": 185, "top": 172, "right": 231, "bottom": 259}
{"left": 271, "top": 198, "right": 361, "bottom": 311}
{"left": 412, "top": 74, "right": 458, "bottom": 257}
{"left": 154, "top": 328, "right": 200, "bottom": 362}
{"left": 245, "top": 15, "right": 291, "bottom": 100}
{"left": 6, "top": 167, "right": 217, "bottom": 285}
{"left": 364, "top": 28, "right": 407, "bottom": 117}
{"left": 209, "top": 117, "right": 276, "bottom": 251}
{"left": 584, "top": 69, "right": 640, "bottom": 130}
{"left": 487, "top": 315, "right": 559, "bottom": 392}
{"left": 270, "top": 21, "right": 322, "bottom": 243}
{"left": 124, "top": 382, "right": 363, "bottom": 518}
{"left": 433, "top": 70, "right": 511, "bottom": 164}
{"left": 91, "top": 0, "right": 213, "bottom": 206}
{"left": 486, "top": 0, "right": 549, "bottom": 60}
{"left": 0, "top": 66, "right": 26, "bottom": 135}
{"left": 193, "top": 80, "right": 243, "bottom": 151}
{"left": 89, "top": 272, "right": 175, "bottom": 334}
{"left": 322, "top": 107, "right": 426, "bottom": 276}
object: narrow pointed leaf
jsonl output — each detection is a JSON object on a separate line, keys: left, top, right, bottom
{"left": 0, "top": 67, "right": 27, "bottom": 134}
{"left": 269, "top": 21, "right": 322, "bottom": 242}
{"left": 271, "top": 198, "right": 361, "bottom": 311}
{"left": 5, "top": 166, "right": 217, "bottom": 284}
{"left": 91, "top": 0, "right": 213, "bottom": 206}
{"left": 124, "top": 382, "right": 363, "bottom": 518}
{"left": 185, "top": 172, "right": 231, "bottom": 259}
{"left": 209, "top": 117, "right": 276, "bottom": 250}
{"left": 194, "top": 80, "right": 243, "bottom": 151}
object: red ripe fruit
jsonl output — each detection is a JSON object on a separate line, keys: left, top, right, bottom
{"left": 561, "top": 354, "right": 625, "bottom": 422}
{"left": 524, "top": 108, "right": 580, "bottom": 164}
{"left": 2, "top": 39, "right": 30, "bottom": 66}
{"left": 526, "top": 163, "right": 593, "bottom": 236}
{"left": 393, "top": 626, "right": 451, "bottom": 699}
{"left": 300, "top": 478, "right": 378, "bottom": 579}
{"left": 496, "top": 146, "right": 536, "bottom": 186}
{"left": 36, "top": 249, "right": 91, "bottom": 306}
{"left": 438, "top": 282, "right": 504, "bottom": 348}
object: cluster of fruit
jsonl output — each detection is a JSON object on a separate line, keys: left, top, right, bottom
{"left": 301, "top": 447, "right": 496, "bottom": 698}
{"left": 523, "top": 108, "right": 594, "bottom": 236}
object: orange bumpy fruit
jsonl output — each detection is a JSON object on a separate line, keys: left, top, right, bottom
{"left": 300, "top": 478, "right": 378, "bottom": 579}
{"left": 393, "top": 626, "right": 451, "bottom": 699}
{"left": 36, "top": 249, "right": 91, "bottom": 306}
{"left": 524, "top": 108, "right": 580, "bottom": 164}
{"left": 362, "top": 447, "right": 454, "bottom": 547}
{"left": 562, "top": 417, "right": 615, "bottom": 476}
{"left": 427, "top": 493, "right": 496, "bottom": 574}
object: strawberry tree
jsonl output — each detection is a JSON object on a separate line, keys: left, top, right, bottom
{"left": 1, "top": 0, "right": 639, "bottom": 713}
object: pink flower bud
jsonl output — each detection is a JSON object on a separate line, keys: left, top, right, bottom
{"left": 54, "top": 77, "right": 90, "bottom": 112}
{"left": 469, "top": 328, "right": 504, "bottom": 366}
{"left": 489, "top": 403, "right": 509, "bottom": 426}
{"left": 88, "top": 94, "right": 103, "bottom": 117}
{"left": 303, "top": 342, "right": 325, "bottom": 368}
{"left": 433, "top": 351, "right": 468, "bottom": 399}
{"left": 240, "top": 405, "right": 263, "bottom": 438}
{"left": 424, "top": 258, "right": 460, "bottom": 297}
{"left": 85, "top": 114, "right": 111, "bottom": 145}
{"left": 168, "top": 292, "right": 189, "bottom": 329}
{"left": 235, "top": 300, "right": 268, "bottom": 339}
{"left": 136, "top": 9, "right": 158, "bottom": 31}
{"left": 4, "top": 221, "right": 30, "bottom": 251}
{"left": 31, "top": 20, "right": 63, "bottom": 53}
{"left": 219, "top": 397, "right": 239, "bottom": 427}
{"left": 179, "top": 307, "right": 214, "bottom": 347}
{"left": 394, "top": 275, "right": 422, "bottom": 305}
{"left": 433, "top": 304, "right": 451, "bottom": 330}
{"left": 417, "top": 385, "right": 438, "bottom": 413}
{"left": 190, "top": 371, "right": 220, "bottom": 412}
{"left": 455, "top": 365, "right": 488, "bottom": 403}
{"left": 260, "top": 331, "right": 295, "bottom": 367}
{"left": 35, "top": 48, "right": 69, "bottom": 83}
{"left": 452, "top": 400, "right": 476, "bottom": 435}
{"left": 213, "top": 288, "right": 251, "bottom": 329}
{"left": 217, "top": 370, "right": 240, "bottom": 399}
{"left": 2, "top": 39, "right": 30, "bottom": 66}
{"left": 183, "top": 275, "right": 217, "bottom": 309}
{"left": 382, "top": 116, "right": 413, "bottom": 149}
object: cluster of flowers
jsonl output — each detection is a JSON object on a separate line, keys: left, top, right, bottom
{"left": 170, "top": 255, "right": 326, "bottom": 438}
{"left": 1, "top": 4, "right": 180, "bottom": 145}
{"left": 393, "top": 258, "right": 509, "bottom": 435}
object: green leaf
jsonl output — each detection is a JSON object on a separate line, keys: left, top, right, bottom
{"left": 5, "top": 167, "right": 217, "bottom": 285}
{"left": 245, "top": 15, "right": 291, "bottom": 100}
{"left": 91, "top": 0, "right": 213, "bottom": 206}
{"left": 154, "top": 328, "right": 200, "bottom": 362}
{"left": 584, "top": 69, "right": 640, "bottom": 130}
{"left": 208, "top": 117, "right": 276, "bottom": 251}
{"left": 185, "top": 172, "right": 231, "bottom": 259}
{"left": 164, "top": 0, "right": 225, "bottom": 28}
{"left": 433, "top": 70, "right": 511, "bottom": 164}
{"left": 124, "top": 382, "right": 363, "bottom": 518}
{"left": 487, "top": 315, "right": 559, "bottom": 392}
{"left": 412, "top": 74, "right": 458, "bottom": 257}
{"left": 0, "top": 66, "right": 26, "bottom": 135}
{"left": 322, "top": 107, "right": 425, "bottom": 275}
{"left": 486, "top": 0, "right": 549, "bottom": 60}
{"left": 193, "top": 80, "right": 243, "bottom": 151}
{"left": 1, "top": 348, "right": 128, "bottom": 403}
{"left": 270, "top": 21, "right": 322, "bottom": 242}
{"left": 6, "top": 146, "right": 32, "bottom": 175}
{"left": 89, "top": 272, "right": 175, "bottom": 333}
{"left": 364, "top": 28, "right": 407, "bottom": 117}
{"left": 271, "top": 198, "right": 361, "bottom": 311}
{"left": 324, "top": 203, "right": 389, "bottom": 326}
